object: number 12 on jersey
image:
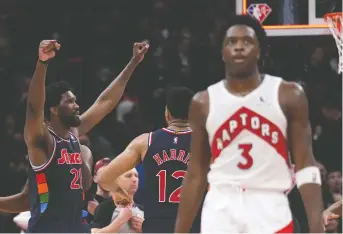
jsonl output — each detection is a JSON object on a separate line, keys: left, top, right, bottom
{"left": 156, "top": 170, "right": 185, "bottom": 203}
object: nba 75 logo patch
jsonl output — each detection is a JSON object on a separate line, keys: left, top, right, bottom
{"left": 247, "top": 3, "right": 272, "bottom": 23}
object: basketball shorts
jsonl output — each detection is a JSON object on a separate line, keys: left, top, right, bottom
{"left": 143, "top": 217, "right": 200, "bottom": 233}
{"left": 201, "top": 185, "right": 293, "bottom": 233}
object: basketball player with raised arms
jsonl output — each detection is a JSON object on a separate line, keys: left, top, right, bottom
{"left": 24, "top": 40, "right": 148, "bottom": 233}
{"left": 97, "top": 87, "right": 201, "bottom": 233}
{"left": 174, "top": 15, "right": 324, "bottom": 233}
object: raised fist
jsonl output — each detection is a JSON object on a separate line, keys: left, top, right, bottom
{"left": 132, "top": 40, "right": 149, "bottom": 64}
{"left": 38, "top": 40, "right": 61, "bottom": 62}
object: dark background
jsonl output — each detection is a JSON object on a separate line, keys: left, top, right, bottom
{"left": 0, "top": 0, "right": 341, "bottom": 233}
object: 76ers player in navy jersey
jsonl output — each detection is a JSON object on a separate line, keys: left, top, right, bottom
{"left": 97, "top": 87, "right": 201, "bottom": 233}
{"left": 24, "top": 40, "right": 148, "bottom": 233}
{"left": 175, "top": 15, "right": 325, "bottom": 233}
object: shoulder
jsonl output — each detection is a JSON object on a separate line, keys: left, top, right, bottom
{"left": 134, "top": 202, "right": 144, "bottom": 211}
{"left": 279, "top": 81, "right": 308, "bottom": 118}
{"left": 80, "top": 145, "right": 91, "bottom": 154}
{"left": 190, "top": 90, "right": 209, "bottom": 113}
{"left": 94, "top": 198, "right": 116, "bottom": 216}
{"left": 279, "top": 81, "right": 305, "bottom": 98}
{"left": 189, "top": 90, "right": 209, "bottom": 125}
{"left": 130, "top": 133, "right": 149, "bottom": 147}
{"left": 92, "top": 199, "right": 116, "bottom": 228}
{"left": 193, "top": 89, "right": 209, "bottom": 103}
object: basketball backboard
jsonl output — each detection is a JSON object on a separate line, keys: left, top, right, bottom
{"left": 235, "top": 0, "right": 342, "bottom": 36}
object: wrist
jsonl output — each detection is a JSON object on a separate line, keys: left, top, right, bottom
{"left": 38, "top": 59, "right": 49, "bottom": 65}
{"left": 130, "top": 57, "right": 141, "bottom": 65}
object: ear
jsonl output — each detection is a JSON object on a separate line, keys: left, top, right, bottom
{"left": 165, "top": 108, "right": 170, "bottom": 123}
{"left": 222, "top": 48, "right": 226, "bottom": 62}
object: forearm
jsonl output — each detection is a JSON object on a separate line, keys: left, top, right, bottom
{"left": 27, "top": 60, "right": 48, "bottom": 115}
{"left": 96, "top": 59, "right": 138, "bottom": 107}
{"left": 0, "top": 194, "right": 29, "bottom": 213}
{"left": 175, "top": 173, "right": 207, "bottom": 232}
{"left": 299, "top": 184, "right": 324, "bottom": 231}
{"left": 94, "top": 217, "right": 126, "bottom": 233}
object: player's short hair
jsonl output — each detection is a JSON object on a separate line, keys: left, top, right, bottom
{"left": 44, "top": 81, "right": 73, "bottom": 120}
{"left": 225, "top": 14, "right": 267, "bottom": 59}
{"left": 166, "top": 87, "right": 194, "bottom": 120}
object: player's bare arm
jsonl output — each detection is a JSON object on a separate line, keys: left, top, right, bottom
{"left": 174, "top": 91, "right": 211, "bottom": 233}
{"left": 24, "top": 40, "right": 61, "bottom": 167}
{"left": 97, "top": 133, "right": 149, "bottom": 192}
{"left": 0, "top": 180, "right": 29, "bottom": 213}
{"left": 80, "top": 145, "right": 93, "bottom": 191}
{"left": 78, "top": 42, "right": 149, "bottom": 136}
{"left": 280, "top": 81, "right": 324, "bottom": 233}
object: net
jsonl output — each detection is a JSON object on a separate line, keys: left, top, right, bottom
{"left": 324, "top": 12, "right": 343, "bottom": 74}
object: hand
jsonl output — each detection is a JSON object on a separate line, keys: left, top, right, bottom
{"left": 117, "top": 207, "right": 132, "bottom": 223}
{"left": 131, "top": 41, "right": 149, "bottom": 64}
{"left": 87, "top": 200, "right": 98, "bottom": 215}
{"left": 38, "top": 40, "right": 61, "bottom": 62}
{"left": 323, "top": 210, "right": 339, "bottom": 225}
{"left": 130, "top": 216, "right": 143, "bottom": 233}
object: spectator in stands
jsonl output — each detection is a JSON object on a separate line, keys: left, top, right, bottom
{"left": 91, "top": 168, "right": 143, "bottom": 233}
{"left": 327, "top": 171, "right": 342, "bottom": 196}
{"left": 87, "top": 158, "right": 112, "bottom": 223}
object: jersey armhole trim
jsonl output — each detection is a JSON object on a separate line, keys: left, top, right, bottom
{"left": 274, "top": 78, "right": 288, "bottom": 128}
{"left": 30, "top": 136, "right": 57, "bottom": 172}
{"left": 148, "top": 132, "right": 153, "bottom": 147}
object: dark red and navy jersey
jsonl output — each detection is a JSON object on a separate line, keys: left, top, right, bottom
{"left": 142, "top": 128, "right": 201, "bottom": 233}
{"left": 142, "top": 128, "right": 192, "bottom": 218}
{"left": 27, "top": 127, "right": 90, "bottom": 233}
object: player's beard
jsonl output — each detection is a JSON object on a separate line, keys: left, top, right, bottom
{"left": 60, "top": 113, "right": 81, "bottom": 128}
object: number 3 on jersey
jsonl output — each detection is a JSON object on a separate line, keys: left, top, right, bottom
{"left": 156, "top": 170, "right": 185, "bottom": 203}
{"left": 70, "top": 168, "right": 83, "bottom": 189}
{"left": 237, "top": 143, "right": 253, "bottom": 169}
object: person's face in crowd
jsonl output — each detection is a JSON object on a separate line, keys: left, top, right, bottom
{"left": 327, "top": 171, "right": 342, "bottom": 193}
{"left": 117, "top": 168, "right": 139, "bottom": 195}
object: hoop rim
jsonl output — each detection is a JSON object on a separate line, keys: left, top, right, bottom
{"left": 324, "top": 12, "right": 343, "bottom": 21}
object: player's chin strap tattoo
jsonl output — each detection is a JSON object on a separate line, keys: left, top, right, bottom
{"left": 295, "top": 166, "right": 321, "bottom": 188}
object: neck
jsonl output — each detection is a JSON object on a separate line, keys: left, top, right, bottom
{"left": 167, "top": 119, "right": 190, "bottom": 131}
{"left": 48, "top": 119, "right": 70, "bottom": 139}
{"left": 225, "top": 65, "right": 259, "bottom": 81}
{"left": 224, "top": 67, "right": 262, "bottom": 94}
{"left": 96, "top": 188, "right": 109, "bottom": 198}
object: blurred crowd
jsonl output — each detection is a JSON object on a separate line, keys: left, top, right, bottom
{"left": 0, "top": 0, "right": 341, "bottom": 233}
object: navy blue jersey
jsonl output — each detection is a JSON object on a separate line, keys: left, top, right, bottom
{"left": 27, "top": 127, "right": 90, "bottom": 233}
{"left": 142, "top": 128, "right": 192, "bottom": 219}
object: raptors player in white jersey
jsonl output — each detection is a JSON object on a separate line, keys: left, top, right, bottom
{"left": 175, "top": 15, "right": 324, "bottom": 233}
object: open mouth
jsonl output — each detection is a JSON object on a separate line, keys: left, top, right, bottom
{"left": 232, "top": 56, "right": 246, "bottom": 63}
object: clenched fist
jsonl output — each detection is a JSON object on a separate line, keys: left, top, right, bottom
{"left": 132, "top": 40, "right": 149, "bottom": 64}
{"left": 39, "top": 40, "right": 61, "bottom": 62}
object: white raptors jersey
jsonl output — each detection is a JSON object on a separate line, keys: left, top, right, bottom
{"left": 206, "top": 74, "right": 292, "bottom": 191}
